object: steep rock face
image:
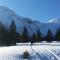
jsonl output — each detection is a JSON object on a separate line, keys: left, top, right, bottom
{"left": 0, "top": 6, "right": 60, "bottom": 36}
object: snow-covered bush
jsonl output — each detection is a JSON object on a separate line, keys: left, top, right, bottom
{"left": 23, "top": 50, "right": 30, "bottom": 59}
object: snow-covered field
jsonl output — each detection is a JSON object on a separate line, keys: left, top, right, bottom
{"left": 0, "top": 43, "right": 60, "bottom": 60}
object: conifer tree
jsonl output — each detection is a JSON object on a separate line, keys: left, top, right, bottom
{"left": 36, "top": 29, "right": 41, "bottom": 42}
{"left": 46, "top": 29, "right": 53, "bottom": 42}
{"left": 32, "top": 33, "right": 36, "bottom": 42}
{"left": 55, "top": 28, "right": 60, "bottom": 41}
{"left": 0, "top": 23, "right": 6, "bottom": 44}
{"left": 22, "top": 27, "right": 28, "bottom": 43}
{"left": 9, "top": 20, "right": 17, "bottom": 45}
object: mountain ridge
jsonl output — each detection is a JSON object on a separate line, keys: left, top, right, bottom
{"left": 0, "top": 6, "right": 60, "bottom": 36}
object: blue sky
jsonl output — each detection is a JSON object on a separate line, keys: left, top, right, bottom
{"left": 0, "top": 0, "right": 60, "bottom": 22}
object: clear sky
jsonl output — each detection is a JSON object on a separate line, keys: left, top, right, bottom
{"left": 0, "top": 0, "right": 60, "bottom": 22}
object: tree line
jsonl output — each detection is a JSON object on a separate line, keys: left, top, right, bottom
{"left": 0, "top": 20, "right": 60, "bottom": 46}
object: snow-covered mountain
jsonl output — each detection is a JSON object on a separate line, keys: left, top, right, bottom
{"left": 0, "top": 6, "right": 60, "bottom": 36}
{"left": 48, "top": 18, "right": 60, "bottom": 23}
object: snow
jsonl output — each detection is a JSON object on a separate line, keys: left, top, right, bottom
{"left": 48, "top": 18, "right": 60, "bottom": 23}
{"left": 0, "top": 43, "right": 60, "bottom": 60}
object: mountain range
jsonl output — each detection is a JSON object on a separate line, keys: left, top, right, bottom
{"left": 0, "top": 6, "right": 60, "bottom": 36}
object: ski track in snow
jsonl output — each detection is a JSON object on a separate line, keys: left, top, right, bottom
{"left": 30, "top": 45, "right": 60, "bottom": 60}
{"left": 31, "top": 46, "right": 49, "bottom": 60}
{"left": 38, "top": 45, "right": 60, "bottom": 60}
{"left": 0, "top": 44, "right": 60, "bottom": 60}
{"left": 43, "top": 47, "right": 60, "bottom": 60}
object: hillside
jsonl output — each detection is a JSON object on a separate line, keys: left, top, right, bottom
{"left": 0, "top": 6, "right": 60, "bottom": 36}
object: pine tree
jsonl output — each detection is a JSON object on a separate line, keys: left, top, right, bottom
{"left": 46, "top": 29, "right": 53, "bottom": 42}
{"left": 22, "top": 27, "right": 28, "bottom": 43}
{"left": 16, "top": 32, "right": 22, "bottom": 43}
{"left": 36, "top": 29, "right": 41, "bottom": 42}
{"left": 9, "top": 20, "right": 17, "bottom": 45}
{"left": 0, "top": 23, "right": 6, "bottom": 45}
{"left": 55, "top": 28, "right": 60, "bottom": 41}
{"left": 32, "top": 33, "right": 36, "bottom": 43}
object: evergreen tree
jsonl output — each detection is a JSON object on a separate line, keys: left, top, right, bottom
{"left": 46, "top": 29, "right": 53, "bottom": 42}
{"left": 32, "top": 33, "right": 36, "bottom": 43}
{"left": 55, "top": 28, "right": 60, "bottom": 41}
{"left": 16, "top": 33, "right": 22, "bottom": 43}
{"left": 22, "top": 27, "right": 28, "bottom": 43}
{"left": 0, "top": 23, "right": 6, "bottom": 45}
{"left": 36, "top": 29, "right": 41, "bottom": 42}
{"left": 9, "top": 20, "right": 17, "bottom": 45}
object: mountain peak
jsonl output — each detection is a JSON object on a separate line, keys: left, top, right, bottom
{"left": 0, "top": 6, "right": 20, "bottom": 27}
{"left": 0, "top": 6, "right": 60, "bottom": 36}
{"left": 0, "top": 6, "right": 9, "bottom": 10}
{"left": 0, "top": 5, "right": 16, "bottom": 15}
{"left": 48, "top": 18, "right": 60, "bottom": 23}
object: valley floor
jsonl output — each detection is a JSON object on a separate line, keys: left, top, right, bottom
{"left": 0, "top": 43, "right": 60, "bottom": 60}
